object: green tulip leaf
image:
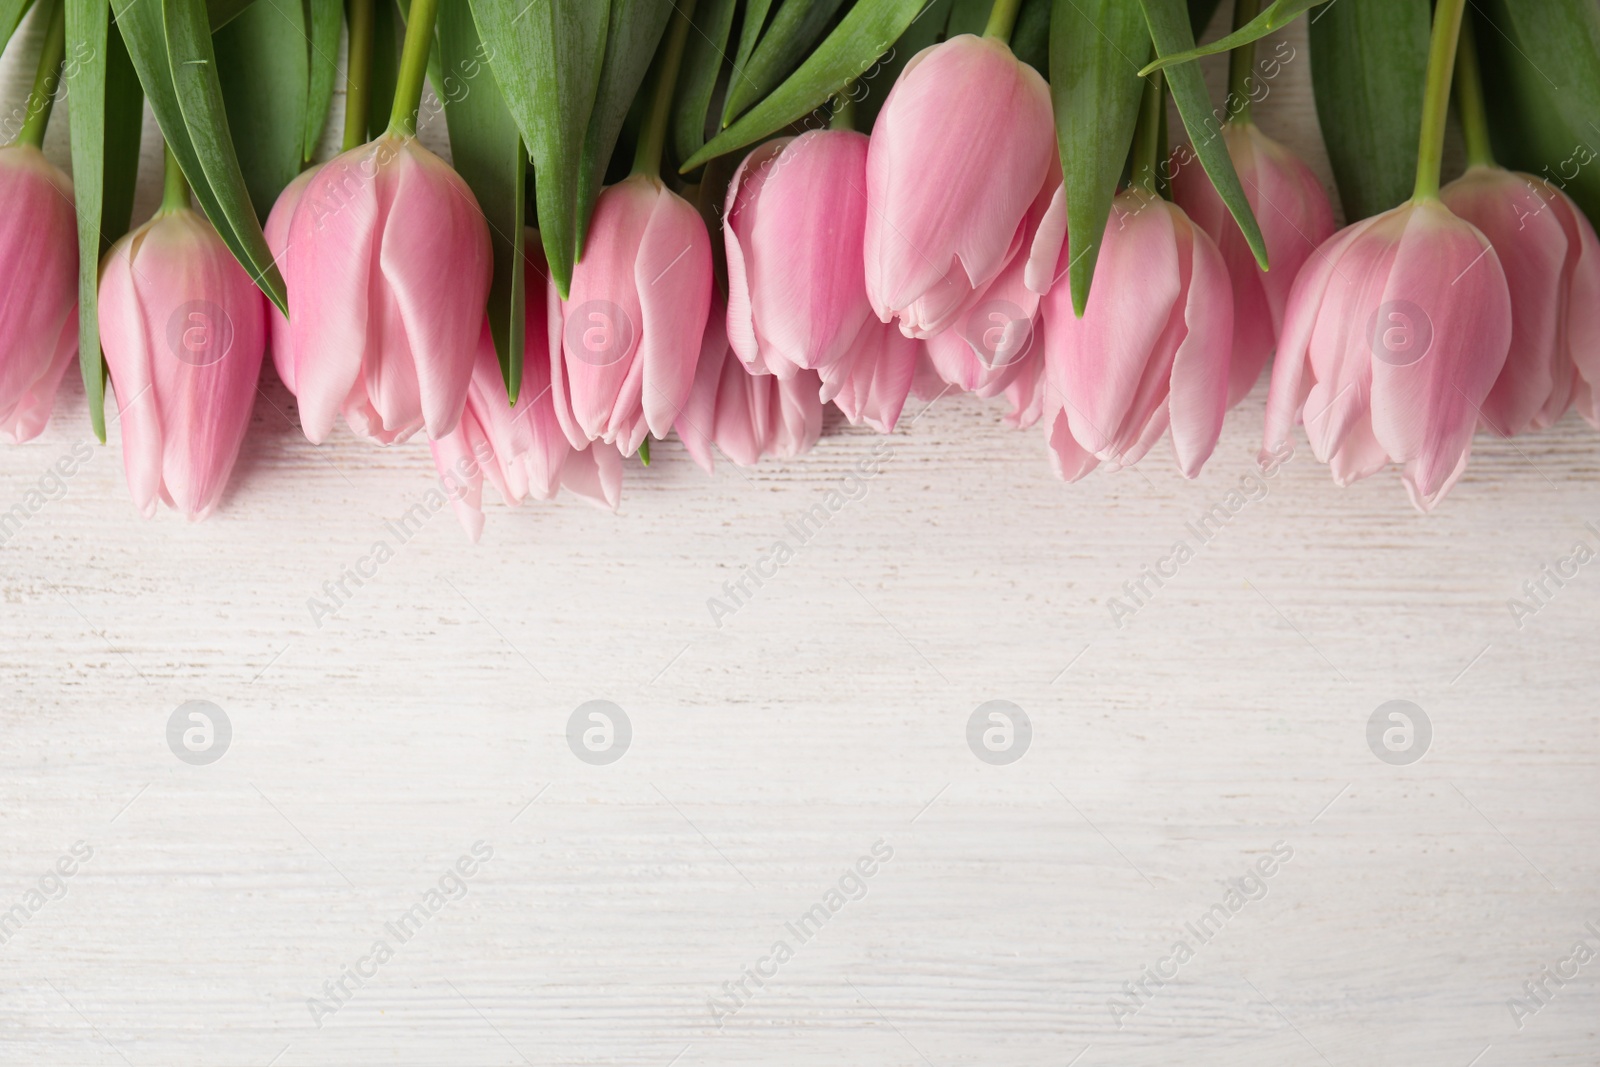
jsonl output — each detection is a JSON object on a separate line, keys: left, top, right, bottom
{"left": 438, "top": 0, "right": 527, "bottom": 399}
{"left": 725, "top": 0, "right": 775, "bottom": 109}
{"left": 672, "top": 0, "right": 736, "bottom": 163}
{"left": 682, "top": 0, "right": 927, "bottom": 172}
{"left": 1009, "top": 0, "right": 1050, "bottom": 75}
{"left": 1, "top": 0, "right": 33, "bottom": 53}
{"left": 722, "top": 0, "right": 848, "bottom": 125}
{"left": 469, "top": 0, "right": 608, "bottom": 297}
{"left": 1140, "top": 0, "right": 1266, "bottom": 267}
{"left": 577, "top": 0, "right": 672, "bottom": 256}
{"left": 214, "top": 0, "right": 309, "bottom": 215}
{"left": 1489, "top": 0, "right": 1600, "bottom": 153}
{"left": 64, "top": 0, "right": 142, "bottom": 441}
{"left": 1307, "top": 0, "right": 1428, "bottom": 220}
{"left": 1139, "top": 0, "right": 1326, "bottom": 76}
{"left": 205, "top": 0, "right": 257, "bottom": 29}
{"left": 1051, "top": 0, "right": 1147, "bottom": 316}
{"left": 304, "top": 0, "right": 341, "bottom": 160}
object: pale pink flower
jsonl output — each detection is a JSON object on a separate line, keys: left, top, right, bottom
{"left": 0, "top": 144, "right": 77, "bottom": 442}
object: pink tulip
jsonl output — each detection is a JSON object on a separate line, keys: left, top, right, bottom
{"left": 278, "top": 134, "right": 491, "bottom": 444}
{"left": 430, "top": 325, "right": 623, "bottom": 543}
{"left": 99, "top": 206, "right": 266, "bottom": 519}
{"left": 1170, "top": 123, "right": 1336, "bottom": 406}
{"left": 922, "top": 175, "right": 1060, "bottom": 399}
{"left": 550, "top": 173, "right": 712, "bottom": 457}
{"left": 864, "top": 34, "right": 1054, "bottom": 338}
{"left": 725, "top": 129, "right": 872, "bottom": 377}
{"left": 677, "top": 297, "right": 822, "bottom": 472}
{"left": 819, "top": 317, "right": 920, "bottom": 433}
{"left": 1040, "top": 188, "right": 1233, "bottom": 479}
{"left": 1441, "top": 166, "right": 1600, "bottom": 435}
{"left": 1262, "top": 198, "right": 1511, "bottom": 510}
{"left": 0, "top": 144, "right": 77, "bottom": 443}
{"left": 263, "top": 165, "right": 317, "bottom": 394}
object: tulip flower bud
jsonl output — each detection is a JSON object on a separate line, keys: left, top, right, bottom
{"left": 1441, "top": 166, "right": 1600, "bottom": 436}
{"left": 1041, "top": 189, "right": 1233, "bottom": 480}
{"left": 99, "top": 205, "right": 267, "bottom": 520}
{"left": 1262, "top": 198, "right": 1512, "bottom": 510}
{"left": 0, "top": 144, "right": 77, "bottom": 443}
{"left": 819, "top": 317, "right": 920, "bottom": 434}
{"left": 550, "top": 174, "right": 712, "bottom": 457}
{"left": 279, "top": 134, "right": 492, "bottom": 445}
{"left": 724, "top": 129, "right": 873, "bottom": 378}
{"left": 429, "top": 238, "right": 623, "bottom": 542}
{"left": 864, "top": 34, "right": 1054, "bottom": 338}
{"left": 676, "top": 295, "right": 822, "bottom": 472}
{"left": 1170, "top": 123, "right": 1336, "bottom": 406}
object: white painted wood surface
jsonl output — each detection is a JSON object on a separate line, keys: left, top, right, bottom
{"left": 3, "top": 6, "right": 1599, "bottom": 1065}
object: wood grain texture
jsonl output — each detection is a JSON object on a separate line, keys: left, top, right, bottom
{"left": 2, "top": 4, "right": 1598, "bottom": 1064}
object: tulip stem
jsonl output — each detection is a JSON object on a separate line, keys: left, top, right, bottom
{"left": 387, "top": 0, "right": 439, "bottom": 138}
{"left": 15, "top": 0, "right": 65, "bottom": 149}
{"left": 1130, "top": 69, "right": 1163, "bottom": 194}
{"left": 160, "top": 143, "right": 191, "bottom": 214}
{"left": 1225, "top": 0, "right": 1260, "bottom": 126}
{"left": 1453, "top": 13, "right": 1495, "bottom": 169}
{"left": 1412, "top": 0, "right": 1468, "bottom": 201}
{"left": 343, "top": 0, "right": 375, "bottom": 151}
{"left": 983, "top": 0, "right": 1022, "bottom": 41}
{"left": 830, "top": 91, "right": 856, "bottom": 132}
{"left": 632, "top": 0, "right": 696, "bottom": 178}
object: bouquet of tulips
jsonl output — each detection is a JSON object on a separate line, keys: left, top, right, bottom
{"left": 2, "top": 0, "right": 1598, "bottom": 533}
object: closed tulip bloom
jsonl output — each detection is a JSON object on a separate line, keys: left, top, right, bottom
{"left": 820, "top": 317, "right": 921, "bottom": 434}
{"left": 0, "top": 144, "right": 77, "bottom": 442}
{"left": 677, "top": 296, "right": 822, "bottom": 471}
{"left": 725, "top": 129, "right": 872, "bottom": 378}
{"left": 1441, "top": 166, "right": 1600, "bottom": 435}
{"left": 864, "top": 34, "right": 1054, "bottom": 337}
{"left": 1261, "top": 198, "right": 1511, "bottom": 509}
{"left": 1170, "top": 123, "right": 1336, "bottom": 405}
{"left": 263, "top": 165, "right": 317, "bottom": 394}
{"left": 99, "top": 195, "right": 266, "bottom": 520}
{"left": 551, "top": 173, "right": 712, "bottom": 457}
{"left": 430, "top": 327, "right": 622, "bottom": 542}
{"left": 1041, "top": 188, "right": 1233, "bottom": 479}
{"left": 280, "top": 134, "right": 491, "bottom": 444}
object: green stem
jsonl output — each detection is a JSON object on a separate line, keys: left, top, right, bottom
{"left": 632, "top": 0, "right": 697, "bottom": 178}
{"left": 1453, "top": 12, "right": 1494, "bottom": 168}
{"left": 1225, "top": 0, "right": 1260, "bottom": 125}
{"left": 387, "top": 0, "right": 439, "bottom": 137}
{"left": 15, "top": 0, "right": 65, "bottom": 149}
{"left": 1130, "top": 69, "right": 1163, "bottom": 194}
{"left": 983, "top": 0, "right": 1022, "bottom": 41}
{"left": 830, "top": 91, "right": 856, "bottom": 132}
{"left": 160, "top": 143, "right": 191, "bottom": 214}
{"left": 343, "top": 0, "right": 374, "bottom": 150}
{"left": 1412, "top": 0, "right": 1468, "bottom": 200}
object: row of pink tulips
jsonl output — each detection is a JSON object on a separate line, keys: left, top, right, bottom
{"left": 4, "top": 30, "right": 1599, "bottom": 535}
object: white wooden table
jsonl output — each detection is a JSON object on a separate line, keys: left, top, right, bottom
{"left": 3, "top": 7, "right": 1598, "bottom": 1065}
